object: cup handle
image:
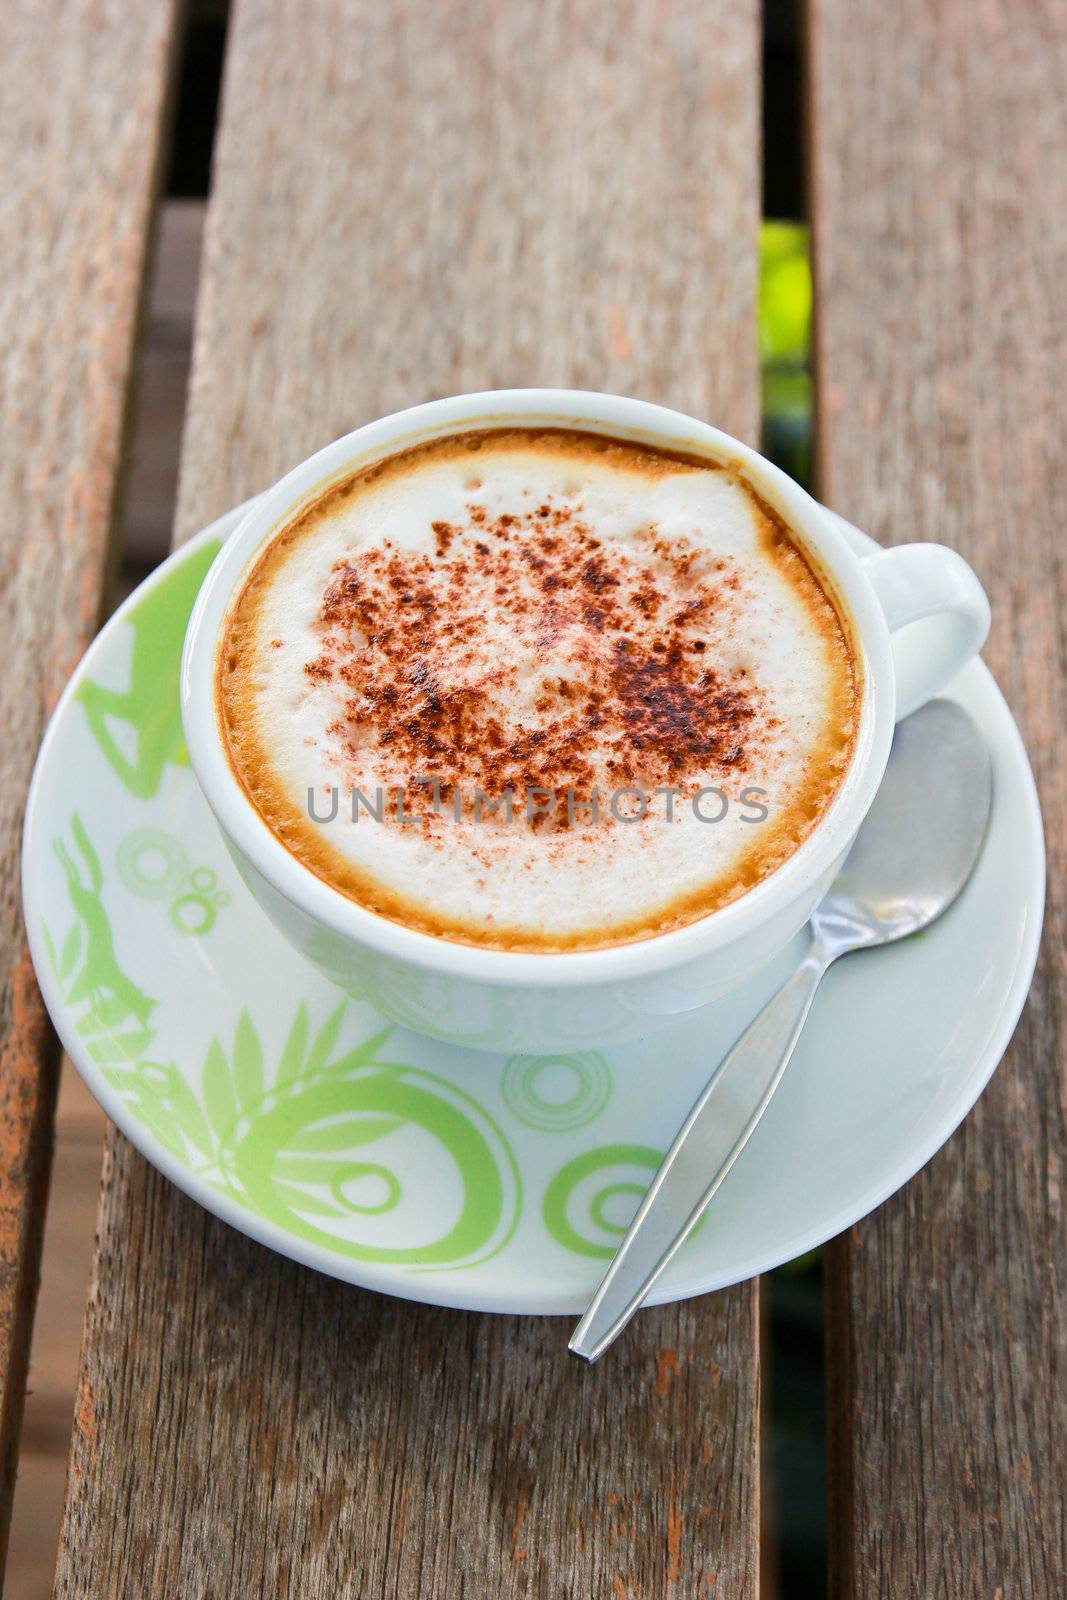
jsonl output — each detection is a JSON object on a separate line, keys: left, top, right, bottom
{"left": 821, "top": 509, "right": 991, "bottom": 721}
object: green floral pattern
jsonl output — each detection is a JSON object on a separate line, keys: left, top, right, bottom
{"left": 76, "top": 538, "right": 220, "bottom": 797}
{"left": 42, "top": 815, "right": 158, "bottom": 1066}
{"left": 103, "top": 1006, "right": 522, "bottom": 1270}
{"left": 45, "top": 814, "right": 524, "bottom": 1269}
{"left": 36, "top": 535, "right": 681, "bottom": 1286}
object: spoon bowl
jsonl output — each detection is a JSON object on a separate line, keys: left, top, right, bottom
{"left": 820, "top": 699, "right": 993, "bottom": 944}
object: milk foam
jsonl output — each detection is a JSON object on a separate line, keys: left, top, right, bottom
{"left": 222, "top": 433, "right": 855, "bottom": 947}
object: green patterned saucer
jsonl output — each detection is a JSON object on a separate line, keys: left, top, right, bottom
{"left": 21, "top": 504, "right": 1044, "bottom": 1312}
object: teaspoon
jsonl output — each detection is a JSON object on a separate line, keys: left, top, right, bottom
{"left": 570, "top": 699, "right": 993, "bottom": 1362}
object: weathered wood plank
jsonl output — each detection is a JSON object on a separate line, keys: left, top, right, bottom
{"left": 55, "top": 1, "right": 763, "bottom": 1595}
{"left": 809, "top": 1, "right": 1066, "bottom": 1593}
{"left": 0, "top": 0, "right": 180, "bottom": 1577}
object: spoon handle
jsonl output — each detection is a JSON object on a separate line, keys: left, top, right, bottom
{"left": 569, "top": 937, "right": 834, "bottom": 1362}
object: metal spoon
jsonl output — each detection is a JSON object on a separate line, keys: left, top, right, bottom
{"left": 570, "top": 699, "right": 993, "bottom": 1362}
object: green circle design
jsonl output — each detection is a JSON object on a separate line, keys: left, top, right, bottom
{"left": 590, "top": 1181, "right": 645, "bottom": 1234}
{"left": 501, "top": 1051, "right": 611, "bottom": 1131}
{"left": 170, "top": 868, "right": 228, "bottom": 935}
{"left": 543, "top": 1143, "right": 707, "bottom": 1259}
{"left": 170, "top": 890, "right": 216, "bottom": 935}
{"left": 328, "top": 1161, "right": 401, "bottom": 1215}
{"left": 543, "top": 1144, "right": 662, "bottom": 1258}
{"left": 116, "top": 828, "right": 189, "bottom": 901}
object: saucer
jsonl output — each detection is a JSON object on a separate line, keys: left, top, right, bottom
{"left": 21, "top": 505, "right": 1044, "bottom": 1313}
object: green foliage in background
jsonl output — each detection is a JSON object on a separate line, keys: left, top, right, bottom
{"left": 759, "top": 221, "right": 812, "bottom": 488}
{"left": 760, "top": 221, "right": 812, "bottom": 364}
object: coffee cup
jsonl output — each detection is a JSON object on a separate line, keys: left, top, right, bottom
{"left": 181, "top": 389, "right": 989, "bottom": 1052}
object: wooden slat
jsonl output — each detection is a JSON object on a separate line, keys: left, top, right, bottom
{"left": 0, "top": 0, "right": 180, "bottom": 1577}
{"left": 54, "top": 1, "right": 763, "bottom": 1594}
{"left": 809, "top": 1, "right": 1066, "bottom": 1593}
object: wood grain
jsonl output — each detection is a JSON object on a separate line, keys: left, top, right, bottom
{"left": 5, "top": 1064, "right": 107, "bottom": 1600}
{"left": 55, "top": 2, "right": 763, "bottom": 1595}
{"left": 809, "top": 1, "right": 1066, "bottom": 1594}
{"left": 174, "top": 0, "right": 760, "bottom": 537}
{"left": 0, "top": 0, "right": 180, "bottom": 1578}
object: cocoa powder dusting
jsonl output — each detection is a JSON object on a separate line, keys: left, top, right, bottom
{"left": 302, "top": 495, "right": 768, "bottom": 823}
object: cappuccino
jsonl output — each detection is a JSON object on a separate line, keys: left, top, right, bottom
{"left": 218, "top": 429, "right": 858, "bottom": 950}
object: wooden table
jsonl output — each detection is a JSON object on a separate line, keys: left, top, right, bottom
{"left": 2, "top": 2, "right": 1063, "bottom": 1594}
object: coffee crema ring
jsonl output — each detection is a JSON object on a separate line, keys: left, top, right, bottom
{"left": 218, "top": 428, "right": 858, "bottom": 951}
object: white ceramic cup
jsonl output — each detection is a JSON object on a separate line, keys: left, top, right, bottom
{"left": 181, "top": 390, "right": 990, "bottom": 1053}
